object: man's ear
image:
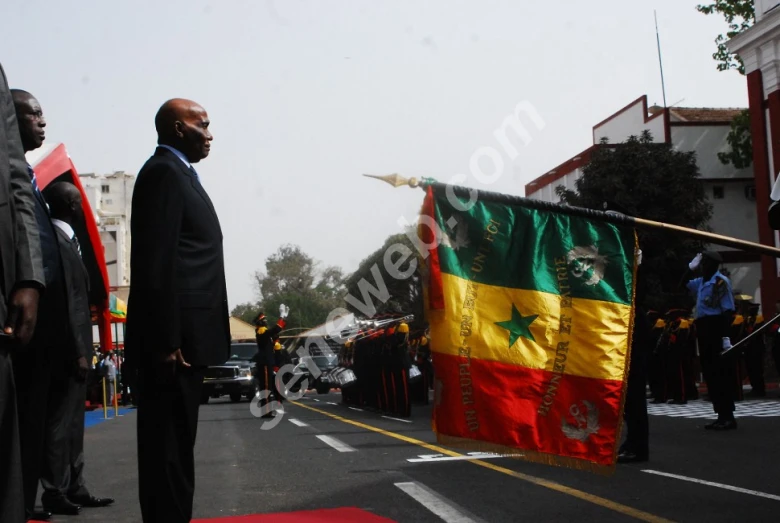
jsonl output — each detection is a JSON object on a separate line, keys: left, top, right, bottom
{"left": 174, "top": 121, "right": 185, "bottom": 138}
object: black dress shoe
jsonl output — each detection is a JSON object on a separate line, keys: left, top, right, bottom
{"left": 68, "top": 495, "right": 114, "bottom": 507}
{"left": 617, "top": 451, "right": 648, "bottom": 464}
{"left": 42, "top": 498, "right": 80, "bottom": 516}
{"left": 711, "top": 419, "right": 738, "bottom": 430}
{"left": 27, "top": 510, "right": 52, "bottom": 521}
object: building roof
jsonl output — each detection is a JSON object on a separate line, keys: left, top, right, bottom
{"left": 668, "top": 107, "right": 744, "bottom": 123}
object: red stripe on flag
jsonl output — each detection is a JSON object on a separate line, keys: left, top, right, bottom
{"left": 432, "top": 353, "right": 623, "bottom": 466}
{"left": 421, "top": 186, "right": 444, "bottom": 310}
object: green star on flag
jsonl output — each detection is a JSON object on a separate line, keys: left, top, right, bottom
{"left": 496, "top": 305, "right": 538, "bottom": 347}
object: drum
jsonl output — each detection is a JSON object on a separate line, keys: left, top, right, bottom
{"left": 329, "top": 367, "right": 358, "bottom": 389}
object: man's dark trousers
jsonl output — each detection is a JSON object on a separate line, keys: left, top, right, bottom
{"left": 0, "top": 346, "right": 25, "bottom": 522}
{"left": 137, "top": 363, "right": 205, "bottom": 523}
{"left": 40, "top": 368, "right": 90, "bottom": 504}
{"left": 696, "top": 315, "right": 736, "bottom": 417}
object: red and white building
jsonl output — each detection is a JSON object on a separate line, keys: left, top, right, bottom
{"left": 524, "top": 95, "right": 762, "bottom": 304}
{"left": 727, "top": 0, "right": 780, "bottom": 314}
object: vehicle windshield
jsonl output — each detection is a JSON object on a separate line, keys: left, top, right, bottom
{"left": 229, "top": 343, "right": 257, "bottom": 361}
{"left": 312, "top": 355, "right": 337, "bottom": 369}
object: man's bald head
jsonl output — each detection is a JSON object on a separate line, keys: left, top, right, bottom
{"left": 43, "top": 181, "right": 83, "bottom": 224}
{"left": 11, "top": 89, "right": 46, "bottom": 152}
{"left": 154, "top": 98, "right": 213, "bottom": 163}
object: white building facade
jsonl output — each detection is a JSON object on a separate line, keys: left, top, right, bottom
{"left": 525, "top": 95, "right": 760, "bottom": 299}
{"left": 79, "top": 171, "right": 135, "bottom": 290}
{"left": 727, "top": 0, "right": 780, "bottom": 314}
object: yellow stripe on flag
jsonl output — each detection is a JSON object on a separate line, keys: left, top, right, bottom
{"left": 430, "top": 273, "right": 631, "bottom": 381}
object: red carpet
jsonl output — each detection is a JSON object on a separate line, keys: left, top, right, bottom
{"left": 193, "top": 508, "right": 395, "bottom": 522}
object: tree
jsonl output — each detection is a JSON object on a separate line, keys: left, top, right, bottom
{"left": 717, "top": 108, "right": 752, "bottom": 168}
{"left": 252, "top": 244, "right": 346, "bottom": 331}
{"left": 556, "top": 131, "right": 713, "bottom": 309}
{"left": 231, "top": 301, "right": 262, "bottom": 324}
{"left": 696, "top": 1, "right": 755, "bottom": 74}
{"left": 344, "top": 229, "right": 425, "bottom": 328}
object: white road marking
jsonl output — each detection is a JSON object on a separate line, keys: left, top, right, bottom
{"left": 642, "top": 470, "right": 780, "bottom": 502}
{"left": 395, "top": 482, "right": 477, "bottom": 522}
{"left": 407, "top": 452, "right": 523, "bottom": 463}
{"left": 327, "top": 402, "right": 338, "bottom": 405}
{"left": 382, "top": 415, "right": 413, "bottom": 423}
{"left": 288, "top": 419, "right": 309, "bottom": 427}
{"left": 348, "top": 407, "right": 363, "bottom": 412}
{"left": 316, "top": 435, "right": 356, "bottom": 453}
{"left": 312, "top": 398, "right": 320, "bottom": 402}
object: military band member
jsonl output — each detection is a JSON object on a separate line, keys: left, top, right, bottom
{"left": 252, "top": 305, "right": 288, "bottom": 417}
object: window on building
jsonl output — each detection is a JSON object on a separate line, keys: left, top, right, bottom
{"left": 101, "top": 185, "right": 110, "bottom": 194}
{"left": 104, "top": 199, "right": 113, "bottom": 205}
{"left": 745, "top": 185, "right": 756, "bottom": 201}
{"left": 713, "top": 186, "right": 724, "bottom": 199}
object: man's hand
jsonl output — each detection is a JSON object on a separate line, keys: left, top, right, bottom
{"left": 162, "top": 348, "right": 190, "bottom": 368}
{"left": 75, "top": 356, "right": 88, "bottom": 381}
{"left": 4, "top": 287, "right": 40, "bottom": 345}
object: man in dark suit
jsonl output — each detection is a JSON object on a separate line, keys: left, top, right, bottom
{"left": 39, "top": 181, "right": 114, "bottom": 513}
{"left": 0, "top": 63, "right": 45, "bottom": 523}
{"left": 11, "top": 89, "right": 72, "bottom": 520}
{"left": 125, "top": 98, "right": 230, "bottom": 523}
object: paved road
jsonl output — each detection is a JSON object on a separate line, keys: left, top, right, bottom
{"left": 46, "top": 390, "right": 780, "bottom": 522}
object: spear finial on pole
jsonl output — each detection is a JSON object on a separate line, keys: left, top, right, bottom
{"left": 363, "top": 173, "right": 420, "bottom": 188}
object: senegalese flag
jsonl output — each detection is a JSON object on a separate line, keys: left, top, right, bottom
{"left": 109, "top": 294, "right": 127, "bottom": 322}
{"left": 419, "top": 183, "right": 637, "bottom": 473}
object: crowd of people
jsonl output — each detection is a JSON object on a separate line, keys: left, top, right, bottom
{"left": 0, "top": 58, "right": 230, "bottom": 521}
{"left": 337, "top": 316, "right": 432, "bottom": 417}
{"left": 0, "top": 63, "right": 114, "bottom": 522}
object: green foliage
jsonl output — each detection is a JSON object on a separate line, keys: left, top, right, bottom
{"left": 251, "top": 244, "right": 346, "bottom": 331}
{"left": 344, "top": 228, "right": 425, "bottom": 327}
{"left": 556, "top": 131, "right": 713, "bottom": 310}
{"left": 718, "top": 109, "right": 752, "bottom": 168}
{"left": 231, "top": 302, "right": 262, "bottom": 324}
{"left": 696, "top": 0, "right": 755, "bottom": 75}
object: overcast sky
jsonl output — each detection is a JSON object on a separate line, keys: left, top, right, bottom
{"left": 2, "top": 0, "right": 751, "bottom": 308}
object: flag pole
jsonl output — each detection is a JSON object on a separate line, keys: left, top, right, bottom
{"left": 362, "top": 174, "right": 780, "bottom": 258}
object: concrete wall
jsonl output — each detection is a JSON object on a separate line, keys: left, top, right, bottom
{"left": 526, "top": 168, "right": 583, "bottom": 203}
{"left": 593, "top": 100, "right": 666, "bottom": 144}
{"left": 671, "top": 126, "right": 753, "bottom": 180}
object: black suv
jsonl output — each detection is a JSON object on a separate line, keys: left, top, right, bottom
{"left": 201, "top": 342, "right": 259, "bottom": 403}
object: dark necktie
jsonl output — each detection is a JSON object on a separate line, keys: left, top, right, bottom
{"left": 27, "top": 164, "right": 41, "bottom": 194}
{"left": 73, "top": 235, "right": 82, "bottom": 257}
{"left": 189, "top": 165, "right": 201, "bottom": 184}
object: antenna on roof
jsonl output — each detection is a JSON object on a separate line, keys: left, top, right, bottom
{"left": 655, "top": 10, "right": 668, "bottom": 108}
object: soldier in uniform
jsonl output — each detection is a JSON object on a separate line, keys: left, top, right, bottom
{"left": 389, "top": 322, "right": 412, "bottom": 417}
{"left": 272, "top": 337, "right": 292, "bottom": 404}
{"left": 684, "top": 252, "right": 737, "bottom": 430}
{"left": 251, "top": 305, "right": 288, "bottom": 417}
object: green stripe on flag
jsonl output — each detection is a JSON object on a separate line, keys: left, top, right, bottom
{"left": 432, "top": 190, "right": 635, "bottom": 306}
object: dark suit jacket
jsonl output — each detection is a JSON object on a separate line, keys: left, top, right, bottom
{"left": 53, "top": 226, "right": 91, "bottom": 364}
{"left": 0, "top": 62, "right": 44, "bottom": 326}
{"left": 125, "top": 147, "right": 230, "bottom": 368}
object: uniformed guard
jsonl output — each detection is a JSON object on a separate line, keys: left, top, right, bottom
{"left": 252, "top": 305, "right": 289, "bottom": 417}
{"left": 390, "top": 322, "right": 412, "bottom": 417}
{"left": 684, "top": 252, "right": 737, "bottom": 430}
{"left": 273, "top": 337, "right": 292, "bottom": 404}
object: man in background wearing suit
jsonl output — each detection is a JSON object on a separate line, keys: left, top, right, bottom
{"left": 11, "top": 88, "right": 71, "bottom": 521}
{"left": 40, "top": 181, "right": 114, "bottom": 513}
{"left": 0, "top": 62, "right": 45, "bottom": 523}
{"left": 125, "top": 98, "right": 230, "bottom": 522}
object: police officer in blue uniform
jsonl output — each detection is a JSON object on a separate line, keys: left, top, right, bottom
{"left": 685, "top": 251, "right": 737, "bottom": 430}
